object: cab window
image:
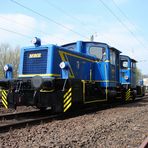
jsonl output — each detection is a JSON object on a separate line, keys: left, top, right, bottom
{"left": 89, "top": 46, "right": 106, "bottom": 60}
{"left": 131, "top": 62, "right": 136, "bottom": 69}
{"left": 121, "top": 60, "right": 128, "bottom": 69}
{"left": 62, "top": 44, "right": 76, "bottom": 51}
{"left": 110, "top": 50, "right": 116, "bottom": 65}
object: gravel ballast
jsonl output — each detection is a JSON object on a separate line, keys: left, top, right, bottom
{"left": 0, "top": 98, "right": 148, "bottom": 147}
{"left": 0, "top": 106, "right": 38, "bottom": 114}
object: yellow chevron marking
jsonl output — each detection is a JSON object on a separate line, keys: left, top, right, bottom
{"left": 126, "top": 96, "right": 130, "bottom": 101}
{"left": 125, "top": 89, "right": 131, "bottom": 101}
{"left": 2, "top": 91, "right": 7, "bottom": 97}
{"left": 2, "top": 90, "right": 7, "bottom": 96}
{"left": 2, "top": 100, "right": 8, "bottom": 109}
{"left": 127, "top": 89, "right": 130, "bottom": 93}
{"left": 126, "top": 93, "right": 130, "bottom": 98}
{"left": 2, "top": 95, "right": 7, "bottom": 100}
{"left": 1, "top": 90, "right": 8, "bottom": 108}
{"left": 64, "top": 93, "right": 72, "bottom": 103}
{"left": 64, "top": 88, "right": 72, "bottom": 98}
{"left": 126, "top": 93, "right": 131, "bottom": 100}
{"left": 2, "top": 96, "right": 8, "bottom": 105}
{"left": 63, "top": 87, "right": 72, "bottom": 112}
{"left": 64, "top": 98, "right": 72, "bottom": 108}
{"left": 126, "top": 92, "right": 129, "bottom": 96}
{"left": 64, "top": 102, "right": 72, "bottom": 112}
{"left": 126, "top": 97, "right": 130, "bottom": 101}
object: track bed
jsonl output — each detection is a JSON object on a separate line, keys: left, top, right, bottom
{"left": 0, "top": 97, "right": 148, "bottom": 147}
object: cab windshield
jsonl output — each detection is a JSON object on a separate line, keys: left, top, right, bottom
{"left": 89, "top": 46, "right": 106, "bottom": 61}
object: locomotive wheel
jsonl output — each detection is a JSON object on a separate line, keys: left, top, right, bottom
{"left": 131, "top": 92, "right": 136, "bottom": 102}
{"left": 121, "top": 91, "right": 126, "bottom": 103}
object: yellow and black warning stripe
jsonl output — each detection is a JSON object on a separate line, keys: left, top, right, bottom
{"left": 1, "top": 90, "right": 8, "bottom": 109}
{"left": 63, "top": 88, "right": 72, "bottom": 112}
{"left": 125, "top": 88, "right": 132, "bottom": 101}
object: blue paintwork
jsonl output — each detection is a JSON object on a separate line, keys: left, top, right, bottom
{"left": 53, "top": 45, "right": 97, "bottom": 80}
{"left": 19, "top": 41, "right": 121, "bottom": 88}
{"left": 120, "top": 55, "right": 136, "bottom": 88}
{"left": 5, "top": 64, "right": 13, "bottom": 79}
{"left": 139, "top": 80, "right": 143, "bottom": 85}
{"left": 59, "top": 61, "right": 70, "bottom": 79}
{"left": 19, "top": 44, "right": 54, "bottom": 78}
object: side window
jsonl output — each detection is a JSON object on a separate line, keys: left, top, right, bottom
{"left": 131, "top": 62, "right": 136, "bottom": 71}
{"left": 68, "top": 47, "right": 74, "bottom": 50}
{"left": 133, "top": 62, "right": 136, "bottom": 69}
{"left": 110, "top": 50, "right": 116, "bottom": 65}
{"left": 121, "top": 60, "right": 128, "bottom": 69}
{"left": 62, "top": 44, "right": 76, "bottom": 51}
{"left": 89, "top": 46, "right": 106, "bottom": 60}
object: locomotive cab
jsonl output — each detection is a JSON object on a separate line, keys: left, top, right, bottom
{"left": 120, "top": 55, "right": 136, "bottom": 87}
{"left": 62, "top": 41, "right": 121, "bottom": 102}
{"left": 120, "top": 55, "right": 137, "bottom": 101}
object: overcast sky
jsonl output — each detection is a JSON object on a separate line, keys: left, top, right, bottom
{"left": 0, "top": 0, "right": 148, "bottom": 74}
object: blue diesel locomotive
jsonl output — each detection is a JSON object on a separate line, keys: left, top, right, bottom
{"left": 0, "top": 38, "right": 145, "bottom": 112}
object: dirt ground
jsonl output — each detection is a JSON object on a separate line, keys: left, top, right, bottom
{"left": 0, "top": 98, "right": 148, "bottom": 148}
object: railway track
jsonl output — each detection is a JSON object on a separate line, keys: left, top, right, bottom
{"left": 140, "top": 137, "right": 148, "bottom": 148}
{"left": 0, "top": 95, "right": 147, "bottom": 133}
{"left": 0, "top": 110, "right": 59, "bottom": 133}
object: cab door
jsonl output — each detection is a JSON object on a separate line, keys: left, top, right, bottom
{"left": 110, "top": 48, "right": 119, "bottom": 87}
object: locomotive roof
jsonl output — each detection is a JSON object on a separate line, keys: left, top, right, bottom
{"left": 61, "top": 41, "right": 121, "bottom": 53}
{"left": 120, "top": 55, "right": 137, "bottom": 62}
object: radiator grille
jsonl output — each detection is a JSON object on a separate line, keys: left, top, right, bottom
{"left": 23, "top": 49, "right": 48, "bottom": 74}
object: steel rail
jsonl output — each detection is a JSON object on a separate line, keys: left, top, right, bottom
{"left": 0, "top": 95, "right": 147, "bottom": 133}
{"left": 0, "top": 110, "right": 59, "bottom": 133}
{"left": 0, "top": 114, "right": 58, "bottom": 133}
{"left": 0, "top": 110, "right": 44, "bottom": 120}
{"left": 139, "top": 137, "right": 148, "bottom": 148}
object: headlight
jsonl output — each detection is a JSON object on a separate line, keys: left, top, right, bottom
{"left": 124, "top": 75, "right": 129, "bottom": 80}
{"left": 31, "top": 37, "right": 41, "bottom": 47}
{"left": 31, "top": 37, "right": 37, "bottom": 44}
{"left": 4, "top": 64, "right": 9, "bottom": 71}
{"left": 59, "top": 61, "right": 69, "bottom": 69}
{"left": 59, "top": 62, "right": 66, "bottom": 69}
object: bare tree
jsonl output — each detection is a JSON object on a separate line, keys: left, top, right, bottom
{"left": 0, "top": 43, "right": 20, "bottom": 78}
